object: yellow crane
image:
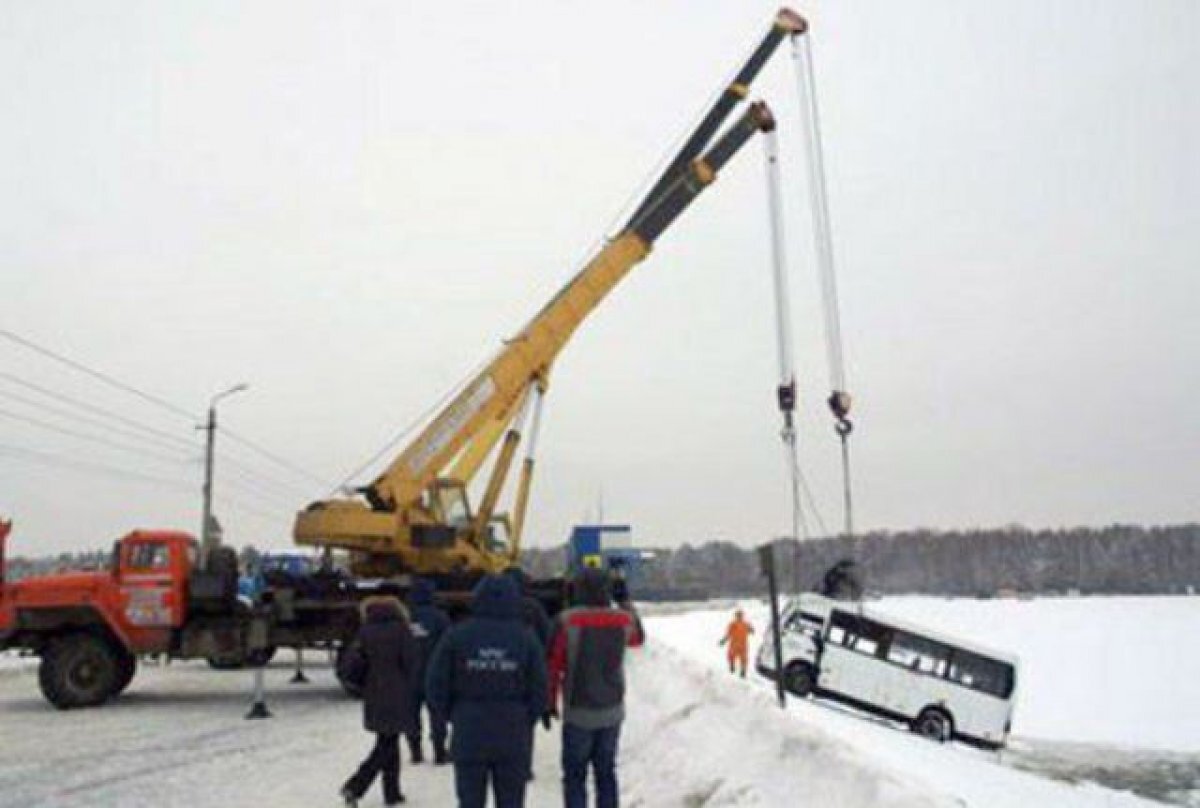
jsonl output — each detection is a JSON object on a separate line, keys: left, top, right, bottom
{"left": 294, "top": 8, "right": 808, "bottom": 580}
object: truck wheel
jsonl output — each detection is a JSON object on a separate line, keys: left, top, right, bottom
{"left": 112, "top": 650, "right": 137, "bottom": 696}
{"left": 38, "top": 634, "right": 121, "bottom": 709}
{"left": 206, "top": 650, "right": 246, "bottom": 670}
{"left": 784, "top": 662, "right": 816, "bottom": 697}
{"left": 913, "top": 707, "right": 953, "bottom": 743}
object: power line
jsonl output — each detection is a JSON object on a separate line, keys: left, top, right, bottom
{"left": 219, "top": 459, "right": 309, "bottom": 508}
{"left": 0, "top": 372, "right": 198, "bottom": 451}
{"left": 0, "top": 442, "right": 196, "bottom": 493}
{"left": 222, "top": 453, "right": 315, "bottom": 497}
{"left": 0, "top": 407, "right": 194, "bottom": 466}
{"left": 0, "top": 371, "right": 318, "bottom": 505}
{"left": 0, "top": 386, "right": 199, "bottom": 457}
{"left": 1, "top": 328, "right": 335, "bottom": 492}
{"left": 0, "top": 443, "right": 287, "bottom": 529}
{"left": 0, "top": 328, "right": 198, "bottom": 421}
{"left": 221, "top": 427, "right": 337, "bottom": 490}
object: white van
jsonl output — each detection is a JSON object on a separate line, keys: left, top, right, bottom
{"left": 757, "top": 594, "right": 1018, "bottom": 748}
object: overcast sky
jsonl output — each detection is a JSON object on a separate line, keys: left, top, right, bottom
{"left": 2, "top": 0, "right": 1197, "bottom": 556}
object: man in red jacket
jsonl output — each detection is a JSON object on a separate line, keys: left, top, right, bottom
{"left": 547, "top": 568, "right": 644, "bottom": 808}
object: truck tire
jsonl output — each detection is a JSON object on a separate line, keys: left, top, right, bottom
{"left": 784, "top": 662, "right": 816, "bottom": 697}
{"left": 38, "top": 633, "right": 121, "bottom": 709}
{"left": 206, "top": 650, "right": 246, "bottom": 670}
{"left": 112, "top": 650, "right": 137, "bottom": 697}
{"left": 913, "top": 707, "right": 954, "bottom": 743}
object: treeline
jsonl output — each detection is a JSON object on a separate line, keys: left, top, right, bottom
{"left": 521, "top": 524, "right": 1200, "bottom": 597}
{"left": 5, "top": 549, "right": 112, "bottom": 582}
{"left": 7, "top": 524, "right": 1198, "bottom": 597}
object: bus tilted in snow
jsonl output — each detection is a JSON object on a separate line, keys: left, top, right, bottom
{"left": 757, "top": 594, "right": 1019, "bottom": 749}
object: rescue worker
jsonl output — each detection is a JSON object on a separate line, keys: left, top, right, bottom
{"left": 407, "top": 577, "right": 452, "bottom": 765}
{"left": 719, "top": 608, "right": 755, "bottom": 677}
{"left": 548, "top": 567, "right": 644, "bottom": 808}
{"left": 340, "top": 594, "right": 419, "bottom": 807}
{"left": 426, "top": 574, "right": 547, "bottom": 808}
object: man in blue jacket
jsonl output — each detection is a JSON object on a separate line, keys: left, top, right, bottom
{"left": 426, "top": 574, "right": 547, "bottom": 808}
{"left": 407, "top": 578, "right": 452, "bottom": 765}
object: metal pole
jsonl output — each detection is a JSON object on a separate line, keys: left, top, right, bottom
{"left": 199, "top": 383, "right": 248, "bottom": 570}
{"left": 758, "top": 544, "right": 787, "bottom": 709}
{"left": 200, "top": 405, "right": 216, "bottom": 570}
{"left": 290, "top": 647, "right": 309, "bottom": 684}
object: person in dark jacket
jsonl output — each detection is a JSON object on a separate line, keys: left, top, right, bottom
{"left": 340, "top": 595, "right": 419, "bottom": 807}
{"left": 547, "top": 567, "right": 644, "bottom": 808}
{"left": 407, "top": 577, "right": 452, "bottom": 765}
{"left": 503, "top": 565, "right": 553, "bottom": 781}
{"left": 503, "top": 566, "right": 552, "bottom": 648}
{"left": 426, "top": 574, "right": 548, "bottom": 808}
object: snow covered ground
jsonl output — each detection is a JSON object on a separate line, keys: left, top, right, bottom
{"left": 0, "top": 596, "right": 1194, "bottom": 807}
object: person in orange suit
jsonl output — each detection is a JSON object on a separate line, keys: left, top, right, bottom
{"left": 719, "top": 609, "right": 755, "bottom": 677}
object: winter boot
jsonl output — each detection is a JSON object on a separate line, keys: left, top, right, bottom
{"left": 340, "top": 786, "right": 359, "bottom": 807}
{"left": 408, "top": 738, "right": 424, "bottom": 765}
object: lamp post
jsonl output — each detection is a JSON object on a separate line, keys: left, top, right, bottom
{"left": 200, "top": 383, "right": 248, "bottom": 569}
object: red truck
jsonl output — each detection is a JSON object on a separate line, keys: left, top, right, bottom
{"left": 0, "top": 521, "right": 361, "bottom": 709}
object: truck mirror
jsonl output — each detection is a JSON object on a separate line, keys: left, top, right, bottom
{"left": 110, "top": 541, "right": 121, "bottom": 573}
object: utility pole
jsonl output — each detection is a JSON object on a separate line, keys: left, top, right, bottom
{"left": 200, "top": 383, "right": 248, "bottom": 569}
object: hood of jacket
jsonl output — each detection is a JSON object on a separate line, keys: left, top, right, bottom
{"left": 360, "top": 594, "right": 408, "bottom": 624}
{"left": 409, "top": 577, "right": 435, "bottom": 607}
{"left": 572, "top": 567, "right": 611, "bottom": 607}
{"left": 471, "top": 574, "right": 521, "bottom": 620}
{"left": 502, "top": 566, "right": 530, "bottom": 594}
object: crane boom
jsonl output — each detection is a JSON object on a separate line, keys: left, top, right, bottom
{"left": 295, "top": 10, "right": 804, "bottom": 579}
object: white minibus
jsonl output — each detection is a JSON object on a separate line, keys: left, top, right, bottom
{"left": 757, "top": 594, "right": 1018, "bottom": 748}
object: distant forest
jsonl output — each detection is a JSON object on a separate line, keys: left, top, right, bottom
{"left": 520, "top": 524, "right": 1200, "bottom": 598}
{"left": 7, "top": 524, "right": 1199, "bottom": 597}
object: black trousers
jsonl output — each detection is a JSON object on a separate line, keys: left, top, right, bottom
{"left": 345, "top": 732, "right": 402, "bottom": 803}
{"left": 454, "top": 758, "right": 527, "bottom": 808}
{"left": 409, "top": 690, "right": 448, "bottom": 751}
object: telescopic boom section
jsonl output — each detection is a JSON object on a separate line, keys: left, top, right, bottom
{"left": 628, "top": 8, "right": 805, "bottom": 227}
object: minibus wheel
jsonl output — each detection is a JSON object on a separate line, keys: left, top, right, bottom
{"left": 783, "top": 662, "right": 816, "bottom": 697}
{"left": 913, "top": 707, "right": 953, "bottom": 742}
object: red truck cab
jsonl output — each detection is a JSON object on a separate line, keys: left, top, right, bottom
{"left": 0, "top": 526, "right": 207, "bottom": 708}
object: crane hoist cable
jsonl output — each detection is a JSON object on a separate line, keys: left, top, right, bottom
{"left": 791, "top": 30, "right": 855, "bottom": 537}
{"left": 763, "top": 125, "right": 817, "bottom": 545}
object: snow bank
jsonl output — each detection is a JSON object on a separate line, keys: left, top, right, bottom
{"left": 621, "top": 642, "right": 951, "bottom": 807}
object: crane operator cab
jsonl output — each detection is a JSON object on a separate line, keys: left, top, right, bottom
{"left": 423, "top": 479, "right": 513, "bottom": 556}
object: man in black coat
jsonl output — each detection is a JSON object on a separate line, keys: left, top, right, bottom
{"left": 407, "top": 577, "right": 452, "bottom": 764}
{"left": 341, "top": 595, "right": 419, "bottom": 807}
{"left": 426, "top": 574, "right": 547, "bottom": 808}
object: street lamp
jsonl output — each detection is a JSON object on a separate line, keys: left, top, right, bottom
{"left": 200, "top": 383, "right": 248, "bottom": 568}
